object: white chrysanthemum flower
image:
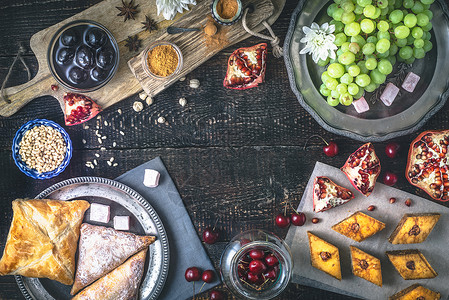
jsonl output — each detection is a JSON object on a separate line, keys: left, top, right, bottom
{"left": 300, "top": 22, "right": 337, "bottom": 63}
{"left": 156, "top": 0, "right": 197, "bottom": 20}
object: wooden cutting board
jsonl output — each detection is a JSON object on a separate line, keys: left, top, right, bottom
{"left": 0, "top": 0, "right": 284, "bottom": 117}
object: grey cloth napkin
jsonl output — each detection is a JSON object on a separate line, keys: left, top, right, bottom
{"left": 116, "top": 157, "right": 220, "bottom": 300}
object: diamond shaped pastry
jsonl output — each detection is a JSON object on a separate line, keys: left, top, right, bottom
{"left": 350, "top": 246, "right": 382, "bottom": 287}
{"left": 332, "top": 211, "right": 385, "bottom": 242}
{"left": 388, "top": 213, "right": 440, "bottom": 244}
{"left": 389, "top": 284, "right": 441, "bottom": 300}
{"left": 386, "top": 250, "right": 437, "bottom": 280}
{"left": 307, "top": 232, "right": 341, "bottom": 280}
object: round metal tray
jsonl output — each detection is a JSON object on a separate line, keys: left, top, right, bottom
{"left": 284, "top": 0, "right": 449, "bottom": 142}
{"left": 15, "top": 177, "right": 169, "bottom": 300}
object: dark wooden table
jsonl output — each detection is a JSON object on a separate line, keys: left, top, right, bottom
{"left": 1, "top": 1, "right": 448, "bottom": 299}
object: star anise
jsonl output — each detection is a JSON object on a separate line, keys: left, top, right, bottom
{"left": 141, "top": 15, "right": 157, "bottom": 32}
{"left": 125, "top": 35, "right": 142, "bottom": 52}
{"left": 116, "top": 0, "right": 139, "bottom": 22}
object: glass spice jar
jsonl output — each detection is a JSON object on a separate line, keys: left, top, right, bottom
{"left": 141, "top": 40, "right": 183, "bottom": 80}
{"left": 220, "top": 230, "right": 293, "bottom": 299}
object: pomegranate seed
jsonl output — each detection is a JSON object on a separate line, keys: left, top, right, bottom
{"left": 312, "top": 218, "right": 320, "bottom": 224}
{"left": 389, "top": 197, "right": 396, "bottom": 204}
{"left": 367, "top": 205, "right": 375, "bottom": 211}
{"left": 405, "top": 199, "right": 412, "bottom": 207}
{"left": 51, "top": 84, "right": 59, "bottom": 91}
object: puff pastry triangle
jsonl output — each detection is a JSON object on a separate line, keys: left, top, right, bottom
{"left": 72, "top": 249, "right": 147, "bottom": 300}
{"left": 0, "top": 199, "right": 90, "bottom": 285}
{"left": 71, "top": 223, "right": 155, "bottom": 295}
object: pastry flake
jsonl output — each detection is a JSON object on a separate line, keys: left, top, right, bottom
{"left": 332, "top": 211, "right": 385, "bottom": 242}
{"left": 386, "top": 249, "right": 437, "bottom": 280}
{"left": 0, "top": 199, "right": 90, "bottom": 285}
{"left": 389, "top": 284, "right": 441, "bottom": 300}
{"left": 350, "top": 246, "right": 382, "bottom": 287}
{"left": 72, "top": 249, "right": 147, "bottom": 300}
{"left": 71, "top": 223, "right": 156, "bottom": 295}
{"left": 307, "top": 232, "right": 342, "bottom": 280}
{"left": 388, "top": 213, "right": 440, "bottom": 244}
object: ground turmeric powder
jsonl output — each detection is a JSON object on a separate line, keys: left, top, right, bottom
{"left": 147, "top": 45, "right": 178, "bottom": 77}
{"left": 216, "top": 0, "right": 238, "bottom": 19}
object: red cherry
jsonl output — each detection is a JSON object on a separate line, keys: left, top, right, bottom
{"left": 249, "top": 259, "right": 267, "bottom": 275}
{"left": 275, "top": 213, "right": 290, "bottom": 228}
{"left": 383, "top": 171, "right": 398, "bottom": 186}
{"left": 263, "top": 267, "right": 278, "bottom": 280}
{"left": 323, "top": 141, "right": 338, "bottom": 157}
{"left": 247, "top": 272, "right": 262, "bottom": 284}
{"left": 249, "top": 249, "right": 265, "bottom": 260}
{"left": 185, "top": 267, "right": 201, "bottom": 282}
{"left": 385, "top": 142, "right": 400, "bottom": 158}
{"left": 201, "top": 270, "right": 214, "bottom": 283}
{"left": 203, "top": 227, "right": 219, "bottom": 244}
{"left": 264, "top": 254, "right": 279, "bottom": 267}
{"left": 209, "top": 290, "right": 225, "bottom": 300}
{"left": 290, "top": 212, "right": 306, "bottom": 226}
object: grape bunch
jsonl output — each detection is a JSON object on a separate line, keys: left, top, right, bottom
{"left": 319, "top": 0, "right": 434, "bottom": 107}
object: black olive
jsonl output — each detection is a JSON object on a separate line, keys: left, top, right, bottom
{"left": 97, "top": 47, "right": 115, "bottom": 69}
{"left": 60, "top": 29, "right": 79, "bottom": 47}
{"left": 56, "top": 48, "right": 75, "bottom": 65}
{"left": 68, "top": 66, "right": 88, "bottom": 84}
{"left": 91, "top": 67, "right": 108, "bottom": 81}
{"left": 75, "top": 45, "right": 94, "bottom": 69}
{"left": 85, "top": 28, "right": 107, "bottom": 48}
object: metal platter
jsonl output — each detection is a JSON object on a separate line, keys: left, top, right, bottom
{"left": 15, "top": 177, "right": 169, "bottom": 300}
{"left": 284, "top": 0, "right": 449, "bottom": 142}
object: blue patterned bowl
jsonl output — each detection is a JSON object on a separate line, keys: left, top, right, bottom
{"left": 12, "top": 119, "right": 72, "bottom": 179}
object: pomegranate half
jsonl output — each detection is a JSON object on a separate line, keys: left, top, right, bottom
{"left": 64, "top": 93, "right": 102, "bottom": 126}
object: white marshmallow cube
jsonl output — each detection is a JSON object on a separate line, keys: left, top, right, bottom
{"left": 380, "top": 83, "right": 400, "bottom": 106}
{"left": 89, "top": 203, "right": 110, "bottom": 223}
{"left": 114, "top": 216, "right": 130, "bottom": 231}
{"left": 143, "top": 169, "right": 160, "bottom": 188}
{"left": 352, "top": 97, "right": 370, "bottom": 113}
{"left": 402, "top": 72, "right": 420, "bottom": 93}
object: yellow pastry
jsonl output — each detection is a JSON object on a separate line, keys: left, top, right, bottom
{"left": 307, "top": 232, "right": 342, "bottom": 280}
{"left": 389, "top": 284, "right": 441, "bottom": 300}
{"left": 388, "top": 213, "right": 440, "bottom": 244}
{"left": 350, "top": 246, "right": 382, "bottom": 287}
{"left": 332, "top": 211, "right": 385, "bottom": 242}
{"left": 386, "top": 249, "right": 437, "bottom": 280}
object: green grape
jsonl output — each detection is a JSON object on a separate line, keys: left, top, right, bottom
{"left": 338, "top": 51, "right": 356, "bottom": 65}
{"left": 337, "top": 49, "right": 344, "bottom": 56}
{"left": 339, "top": 93, "right": 353, "bottom": 106}
{"left": 389, "top": 44, "right": 399, "bottom": 55}
{"left": 411, "top": 27, "right": 424, "bottom": 39}
{"left": 420, "top": 0, "right": 435, "bottom": 4}
{"left": 414, "top": 38, "right": 424, "bottom": 48}
{"left": 373, "top": 7, "right": 382, "bottom": 18}
{"left": 357, "top": 0, "right": 372, "bottom": 7}
{"left": 354, "top": 4, "right": 364, "bottom": 14}
{"left": 365, "top": 81, "right": 377, "bottom": 92}
{"left": 357, "top": 61, "right": 369, "bottom": 74}
{"left": 399, "top": 46, "right": 413, "bottom": 59}
{"left": 348, "top": 64, "right": 361, "bottom": 77}
{"left": 414, "top": 47, "right": 425, "bottom": 59}
{"left": 393, "top": 0, "right": 402, "bottom": 8}
{"left": 370, "top": 69, "right": 387, "bottom": 84}
{"left": 387, "top": 55, "right": 397, "bottom": 65}
{"left": 360, "top": 19, "right": 375, "bottom": 33}
{"left": 423, "top": 40, "right": 433, "bottom": 52}
{"left": 404, "top": 14, "right": 418, "bottom": 27}
{"left": 354, "top": 88, "right": 365, "bottom": 100}
{"left": 403, "top": 0, "right": 414, "bottom": 9}
{"left": 378, "top": 0, "right": 389, "bottom": 9}
{"left": 376, "top": 39, "right": 391, "bottom": 53}
{"left": 326, "top": 78, "right": 339, "bottom": 90}
{"left": 366, "top": 36, "right": 378, "bottom": 44}
{"left": 333, "top": 8, "right": 345, "bottom": 21}
{"left": 327, "top": 95, "right": 340, "bottom": 106}
{"left": 378, "top": 49, "right": 390, "bottom": 58}
{"left": 416, "top": 13, "right": 430, "bottom": 27}
{"left": 406, "top": 34, "right": 415, "bottom": 45}
{"left": 331, "top": 90, "right": 341, "bottom": 99}
{"left": 320, "top": 84, "right": 331, "bottom": 96}
{"left": 356, "top": 74, "right": 371, "bottom": 87}
{"left": 344, "top": 22, "right": 361, "bottom": 36}
{"left": 317, "top": 58, "right": 330, "bottom": 67}
{"left": 321, "top": 71, "right": 331, "bottom": 83}
{"left": 381, "top": 7, "right": 390, "bottom": 16}
{"left": 421, "top": 22, "right": 432, "bottom": 32}
{"left": 342, "top": 12, "right": 356, "bottom": 24}
{"left": 377, "top": 20, "right": 389, "bottom": 31}
{"left": 389, "top": 10, "right": 404, "bottom": 24}
{"left": 422, "top": 4, "right": 431, "bottom": 10}
{"left": 351, "top": 35, "right": 366, "bottom": 47}
{"left": 330, "top": 20, "right": 345, "bottom": 33}
{"left": 349, "top": 42, "right": 361, "bottom": 54}
{"left": 341, "top": 0, "right": 355, "bottom": 12}
{"left": 334, "top": 0, "right": 342, "bottom": 4}
{"left": 340, "top": 73, "right": 354, "bottom": 84}
{"left": 395, "top": 38, "right": 407, "bottom": 47}
{"left": 423, "top": 9, "right": 433, "bottom": 20}
{"left": 365, "top": 57, "right": 377, "bottom": 70}
{"left": 363, "top": 5, "right": 376, "bottom": 18}
{"left": 377, "top": 31, "right": 390, "bottom": 40}
{"left": 334, "top": 33, "right": 348, "bottom": 46}
{"left": 362, "top": 42, "right": 376, "bottom": 55}
{"left": 378, "top": 59, "right": 393, "bottom": 74}
{"left": 328, "top": 63, "right": 346, "bottom": 78}
{"left": 405, "top": 57, "right": 416, "bottom": 64}
{"left": 348, "top": 83, "right": 359, "bottom": 95}
{"left": 411, "top": 1, "right": 424, "bottom": 13}
{"left": 327, "top": 3, "right": 339, "bottom": 16}
{"left": 329, "top": 57, "right": 338, "bottom": 64}
{"left": 336, "top": 83, "right": 348, "bottom": 94}
{"left": 394, "top": 26, "right": 410, "bottom": 39}
{"left": 424, "top": 31, "right": 431, "bottom": 41}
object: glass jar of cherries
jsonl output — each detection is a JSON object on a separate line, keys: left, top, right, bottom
{"left": 220, "top": 230, "right": 293, "bottom": 299}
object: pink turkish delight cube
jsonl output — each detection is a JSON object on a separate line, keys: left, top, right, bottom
{"left": 402, "top": 72, "right": 420, "bottom": 92}
{"left": 380, "top": 83, "right": 400, "bottom": 106}
{"left": 114, "top": 216, "right": 130, "bottom": 231}
{"left": 89, "top": 203, "right": 110, "bottom": 223}
{"left": 352, "top": 97, "right": 370, "bottom": 113}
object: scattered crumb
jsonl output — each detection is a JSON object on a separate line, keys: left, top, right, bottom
{"left": 179, "top": 97, "right": 187, "bottom": 107}
{"left": 133, "top": 101, "right": 144, "bottom": 112}
{"left": 117, "top": 109, "right": 122, "bottom": 115}
{"left": 120, "top": 131, "right": 125, "bottom": 136}
{"left": 157, "top": 116, "right": 166, "bottom": 124}
{"left": 146, "top": 97, "right": 153, "bottom": 105}
{"left": 107, "top": 161, "right": 112, "bottom": 166}
{"left": 104, "top": 120, "right": 108, "bottom": 126}
{"left": 100, "top": 147, "right": 106, "bottom": 151}
{"left": 101, "top": 136, "right": 107, "bottom": 139}
{"left": 179, "top": 76, "right": 186, "bottom": 81}
{"left": 113, "top": 163, "right": 118, "bottom": 167}
{"left": 98, "top": 138, "right": 102, "bottom": 144}
{"left": 113, "top": 142, "right": 117, "bottom": 147}
{"left": 95, "top": 153, "right": 100, "bottom": 158}
{"left": 139, "top": 91, "right": 148, "bottom": 101}
{"left": 93, "top": 159, "right": 98, "bottom": 166}
{"left": 82, "top": 139, "right": 87, "bottom": 144}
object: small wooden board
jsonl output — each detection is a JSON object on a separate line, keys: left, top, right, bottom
{"left": 128, "top": 0, "right": 274, "bottom": 97}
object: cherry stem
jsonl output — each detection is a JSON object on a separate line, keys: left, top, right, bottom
{"left": 303, "top": 135, "right": 329, "bottom": 151}
{"left": 192, "top": 282, "right": 196, "bottom": 300}
{"left": 212, "top": 218, "right": 219, "bottom": 231}
{"left": 288, "top": 201, "right": 300, "bottom": 215}
{"left": 198, "top": 282, "right": 206, "bottom": 294}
